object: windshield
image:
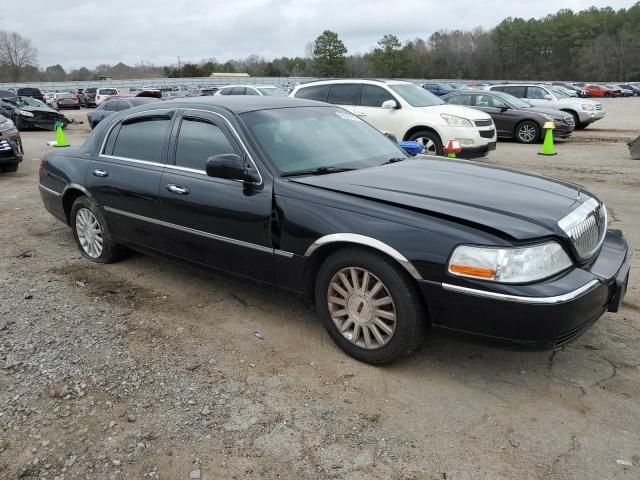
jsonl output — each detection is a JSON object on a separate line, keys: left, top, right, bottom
{"left": 17, "top": 96, "right": 47, "bottom": 107}
{"left": 389, "top": 84, "right": 444, "bottom": 107}
{"left": 241, "top": 106, "right": 405, "bottom": 175}
{"left": 550, "top": 87, "right": 570, "bottom": 98}
{"left": 258, "top": 87, "right": 287, "bottom": 97}
{"left": 100, "top": 89, "right": 118, "bottom": 95}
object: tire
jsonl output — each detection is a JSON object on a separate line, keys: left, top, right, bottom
{"left": 315, "top": 248, "right": 427, "bottom": 364}
{"left": 576, "top": 122, "right": 589, "bottom": 130}
{"left": 568, "top": 111, "right": 580, "bottom": 130}
{"left": 407, "top": 130, "right": 443, "bottom": 156}
{"left": 90, "top": 122, "right": 97, "bottom": 130}
{"left": 0, "top": 163, "right": 18, "bottom": 173}
{"left": 515, "top": 120, "right": 540, "bottom": 144}
{"left": 70, "top": 196, "right": 125, "bottom": 264}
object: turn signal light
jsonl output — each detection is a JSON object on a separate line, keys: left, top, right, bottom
{"left": 448, "top": 264, "right": 496, "bottom": 279}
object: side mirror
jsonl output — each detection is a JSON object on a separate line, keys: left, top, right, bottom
{"left": 500, "top": 106, "right": 510, "bottom": 112}
{"left": 205, "top": 154, "right": 260, "bottom": 183}
{"left": 543, "top": 94, "right": 553, "bottom": 100}
{"left": 381, "top": 99, "right": 399, "bottom": 109}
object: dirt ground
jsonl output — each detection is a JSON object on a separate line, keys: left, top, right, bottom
{"left": 1, "top": 99, "right": 639, "bottom": 480}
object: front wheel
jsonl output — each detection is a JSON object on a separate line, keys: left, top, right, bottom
{"left": 70, "top": 196, "right": 125, "bottom": 263}
{"left": 315, "top": 248, "right": 427, "bottom": 364}
{"left": 515, "top": 121, "right": 540, "bottom": 144}
{"left": 407, "top": 130, "right": 443, "bottom": 156}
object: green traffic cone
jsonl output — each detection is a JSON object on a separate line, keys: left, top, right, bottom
{"left": 538, "top": 121, "right": 556, "bottom": 156}
{"left": 53, "top": 120, "right": 69, "bottom": 148}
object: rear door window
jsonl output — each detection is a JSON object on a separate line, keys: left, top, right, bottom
{"left": 295, "top": 85, "right": 329, "bottom": 102}
{"left": 526, "top": 86, "right": 548, "bottom": 99}
{"left": 109, "top": 115, "right": 172, "bottom": 162}
{"left": 326, "top": 84, "right": 361, "bottom": 106}
{"left": 446, "top": 94, "right": 472, "bottom": 106}
{"left": 501, "top": 86, "right": 526, "bottom": 98}
{"left": 230, "top": 87, "right": 246, "bottom": 95}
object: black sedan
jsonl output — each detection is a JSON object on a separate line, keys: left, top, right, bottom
{"left": 0, "top": 96, "right": 69, "bottom": 131}
{"left": 442, "top": 90, "right": 575, "bottom": 143}
{"left": 0, "top": 113, "right": 23, "bottom": 173}
{"left": 38, "top": 97, "right": 629, "bottom": 364}
{"left": 87, "top": 97, "right": 160, "bottom": 129}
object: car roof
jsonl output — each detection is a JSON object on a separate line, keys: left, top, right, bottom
{"left": 139, "top": 95, "right": 325, "bottom": 114}
{"left": 297, "top": 78, "right": 413, "bottom": 87}
{"left": 219, "top": 84, "right": 279, "bottom": 89}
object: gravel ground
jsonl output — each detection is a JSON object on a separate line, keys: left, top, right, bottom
{"left": 1, "top": 98, "right": 639, "bottom": 479}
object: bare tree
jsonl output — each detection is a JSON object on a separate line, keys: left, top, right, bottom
{"left": 0, "top": 31, "right": 38, "bottom": 81}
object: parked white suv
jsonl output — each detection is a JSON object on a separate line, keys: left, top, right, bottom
{"left": 290, "top": 79, "right": 497, "bottom": 158}
{"left": 94, "top": 88, "right": 120, "bottom": 106}
{"left": 486, "top": 84, "right": 604, "bottom": 129}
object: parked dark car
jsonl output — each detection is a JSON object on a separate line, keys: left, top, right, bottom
{"left": 16, "top": 87, "right": 45, "bottom": 102}
{"left": 74, "top": 88, "right": 87, "bottom": 107}
{"left": 0, "top": 89, "right": 16, "bottom": 98}
{"left": 85, "top": 88, "right": 97, "bottom": 107}
{"left": 442, "top": 90, "right": 575, "bottom": 143}
{"left": 618, "top": 84, "right": 640, "bottom": 96}
{"left": 421, "top": 82, "right": 455, "bottom": 96}
{"left": 38, "top": 97, "right": 629, "bottom": 364}
{"left": 0, "top": 96, "right": 69, "bottom": 131}
{"left": 0, "top": 113, "right": 23, "bottom": 172}
{"left": 87, "top": 97, "right": 159, "bottom": 129}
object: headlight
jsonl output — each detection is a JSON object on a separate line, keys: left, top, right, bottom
{"left": 538, "top": 113, "right": 554, "bottom": 121}
{"left": 0, "top": 118, "right": 15, "bottom": 131}
{"left": 448, "top": 241, "right": 572, "bottom": 283}
{"left": 581, "top": 104, "right": 595, "bottom": 111}
{"left": 440, "top": 114, "right": 473, "bottom": 128}
{"left": 17, "top": 109, "right": 34, "bottom": 117}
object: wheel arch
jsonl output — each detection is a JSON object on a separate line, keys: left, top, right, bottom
{"left": 302, "top": 233, "right": 422, "bottom": 301}
{"left": 403, "top": 125, "right": 441, "bottom": 142}
{"left": 61, "top": 184, "right": 98, "bottom": 225}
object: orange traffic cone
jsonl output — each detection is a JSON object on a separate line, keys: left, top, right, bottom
{"left": 443, "top": 139, "right": 462, "bottom": 158}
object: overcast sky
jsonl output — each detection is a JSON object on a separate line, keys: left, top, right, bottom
{"left": 3, "top": 0, "right": 636, "bottom": 70}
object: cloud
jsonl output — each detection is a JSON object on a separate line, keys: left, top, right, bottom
{"left": 3, "top": 0, "right": 635, "bottom": 69}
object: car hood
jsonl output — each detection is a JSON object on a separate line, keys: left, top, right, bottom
{"left": 21, "top": 105, "right": 62, "bottom": 115}
{"left": 556, "top": 97, "right": 600, "bottom": 106}
{"left": 416, "top": 103, "right": 492, "bottom": 121}
{"left": 290, "top": 158, "right": 586, "bottom": 240}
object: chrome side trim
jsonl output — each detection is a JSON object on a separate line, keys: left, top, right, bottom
{"left": 99, "top": 155, "right": 165, "bottom": 168}
{"left": 38, "top": 184, "right": 61, "bottom": 197}
{"left": 304, "top": 233, "right": 422, "bottom": 280}
{"left": 103, "top": 206, "right": 294, "bottom": 257}
{"left": 441, "top": 279, "right": 600, "bottom": 305}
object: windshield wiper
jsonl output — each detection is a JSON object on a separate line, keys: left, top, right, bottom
{"left": 379, "top": 157, "right": 406, "bottom": 166}
{"left": 281, "top": 166, "right": 356, "bottom": 177}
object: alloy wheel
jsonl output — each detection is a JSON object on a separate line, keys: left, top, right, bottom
{"left": 75, "top": 208, "right": 103, "bottom": 258}
{"left": 414, "top": 136, "right": 438, "bottom": 155}
{"left": 518, "top": 123, "right": 537, "bottom": 143}
{"left": 327, "top": 267, "right": 397, "bottom": 350}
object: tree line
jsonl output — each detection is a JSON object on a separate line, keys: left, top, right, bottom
{"left": 2, "top": 3, "right": 639, "bottom": 83}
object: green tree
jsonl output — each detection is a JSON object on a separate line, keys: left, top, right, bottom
{"left": 45, "top": 64, "right": 66, "bottom": 81}
{"left": 312, "top": 30, "right": 347, "bottom": 76}
{"left": 370, "top": 34, "right": 403, "bottom": 77}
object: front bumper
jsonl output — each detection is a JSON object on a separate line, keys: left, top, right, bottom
{"left": 421, "top": 229, "right": 629, "bottom": 348}
{"left": 440, "top": 124, "right": 497, "bottom": 159}
{"left": 578, "top": 109, "right": 605, "bottom": 124}
{"left": 18, "top": 114, "right": 68, "bottom": 131}
{"left": 0, "top": 129, "right": 23, "bottom": 165}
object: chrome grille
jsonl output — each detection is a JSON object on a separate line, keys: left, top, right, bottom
{"left": 558, "top": 198, "right": 607, "bottom": 259}
{"left": 0, "top": 140, "right": 11, "bottom": 151}
{"left": 595, "top": 104, "right": 603, "bottom": 111}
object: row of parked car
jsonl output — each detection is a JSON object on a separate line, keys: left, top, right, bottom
{"left": 422, "top": 81, "right": 640, "bottom": 98}
{"left": 81, "top": 79, "right": 607, "bottom": 158}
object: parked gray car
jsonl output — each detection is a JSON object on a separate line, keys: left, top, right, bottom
{"left": 486, "top": 84, "right": 604, "bottom": 129}
{"left": 87, "top": 97, "right": 160, "bottom": 129}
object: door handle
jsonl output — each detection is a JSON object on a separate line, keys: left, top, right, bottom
{"left": 92, "top": 169, "right": 109, "bottom": 177}
{"left": 166, "top": 184, "right": 189, "bottom": 195}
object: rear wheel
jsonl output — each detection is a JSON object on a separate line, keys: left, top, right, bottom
{"left": 515, "top": 121, "right": 540, "bottom": 144}
{"left": 407, "top": 130, "right": 443, "bottom": 156}
{"left": 70, "top": 196, "right": 125, "bottom": 263}
{"left": 315, "top": 248, "right": 427, "bottom": 364}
